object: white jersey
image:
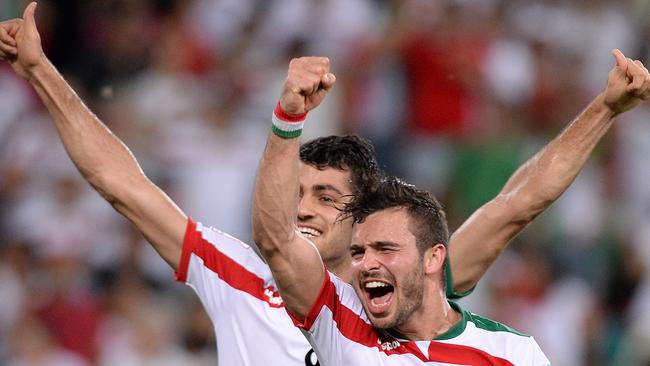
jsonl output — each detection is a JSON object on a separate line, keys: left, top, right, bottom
{"left": 288, "top": 271, "right": 552, "bottom": 366}
{"left": 175, "top": 219, "right": 514, "bottom": 366}
{"left": 175, "top": 219, "right": 318, "bottom": 366}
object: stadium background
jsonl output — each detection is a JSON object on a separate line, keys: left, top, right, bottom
{"left": 1, "top": 0, "right": 649, "bottom": 364}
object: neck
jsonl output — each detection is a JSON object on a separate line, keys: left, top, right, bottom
{"left": 394, "top": 285, "right": 461, "bottom": 340}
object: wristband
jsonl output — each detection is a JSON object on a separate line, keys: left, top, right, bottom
{"left": 272, "top": 102, "right": 307, "bottom": 139}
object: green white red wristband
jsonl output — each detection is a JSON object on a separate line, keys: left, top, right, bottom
{"left": 272, "top": 102, "right": 307, "bottom": 139}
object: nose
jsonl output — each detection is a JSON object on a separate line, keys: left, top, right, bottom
{"left": 297, "top": 195, "right": 316, "bottom": 221}
{"left": 360, "top": 250, "right": 381, "bottom": 273}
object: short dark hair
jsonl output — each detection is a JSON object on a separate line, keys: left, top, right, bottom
{"left": 343, "top": 177, "right": 449, "bottom": 254}
{"left": 300, "top": 135, "right": 384, "bottom": 196}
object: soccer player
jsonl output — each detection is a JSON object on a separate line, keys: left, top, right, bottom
{"left": 2, "top": 3, "right": 646, "bottom": 365}
{"left": 251, "top": 53, "right": 650, "bottom": 364}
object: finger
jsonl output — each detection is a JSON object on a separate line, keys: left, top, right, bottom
{"left": 636, "top": 82, "right": 649, "bottom": 99}
{"left": 0, "top": 19, "right": 23, "bottom": 37}
{"left": 627, "top": 76, "right": 645, "bottom": 93}
{"left": 0, "top": 26, "right": 17, "bottom": 47}
{"left": 0, "top": 41, "right": 18, "bottom": 57}
{"left": 304, "top": 74, "right": 324, "bottom": 95}
{"left": 612, "top": 49, "right": 628, "bottom": 72}
{"left": 626, "top": 74, "right": 648, "bottom": 95}
{"left": 320, "top": 73, "right": 336, "bottom": 91}
{"left": 286, "top": 75, "right": 319, "bottom": 96}
{"left": 626, "top": 59, "right": 647, "bottom": 90}
{"left": 634, "top": 60, "right": 649, "bottom": 75}
{"left": 292, "top": 56, "right": 330, "bottom": 77}
{"left": 23, "top": 2, "right": 38, "bottom": 33}
{"left": 305, "top": 57, "right": 330, "bottom": 75}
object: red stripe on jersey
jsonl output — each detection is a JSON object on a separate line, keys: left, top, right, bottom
{"left": 174, "top": 219, "right": 196, "bottom": 283}
{"left": 289, "top": 271, "right": 428, "bottom": 361}
{"left": 428, "top": 342, "right": 515, "bottom": 366}
{"left": 175, "top": 219, "right": 284, "bottom": 308}
{"left": 295, "top": 271, "right": 519, "bottom": 364}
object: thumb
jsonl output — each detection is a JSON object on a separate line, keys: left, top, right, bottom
{"left": 612, "top": 48, "right": 628, "bottom": 72}
{"left": 321, "top": 73, "right": 336, "bottom": 91}
{"left": 23, "top": 2, "right": 38, "bottom": 33}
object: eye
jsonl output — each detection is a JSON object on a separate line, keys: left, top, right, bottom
{"left": 349, "top": 247, "right": 364, "bottom": 260}
{"left": 378, "top": 246, "right": 396, "bottom": 254}
{"left": 319, "top": 195, "right": 336, "bottom": 204}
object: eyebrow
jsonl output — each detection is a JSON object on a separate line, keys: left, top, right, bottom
{"left": 349, "top": 241, "right": 400, "bottom": 251}
{"left": 370, "top": 241, "right": 400, "bottom": 249}
{"left": 312, "top": 184, "right": 345, "bottom": 196}
{"left": 349, "top": 244, "right": 363, "bottom": 252}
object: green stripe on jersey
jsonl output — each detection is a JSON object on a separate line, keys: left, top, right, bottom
{"left": 466, "top": 311, "right": 529, "bottom": 337}
{"left": 435, "top": 302, "right": 529, "bottom": 340}
{"left": 444, "top": 256, "right": 475, "bottom": 300}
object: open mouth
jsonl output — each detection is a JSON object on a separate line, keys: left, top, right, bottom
{"left": 298, "top": 226, "right": 322, "bottom": 239}
{"left": 363, "top": 280, "right": 395, "bottom": 314}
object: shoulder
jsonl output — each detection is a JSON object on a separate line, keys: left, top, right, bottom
{"left": 182, "top": 219, "right": 271, "bottom": 278}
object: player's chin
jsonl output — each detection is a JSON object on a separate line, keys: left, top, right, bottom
{"left": 366, "top": 308, "right": 398, "bottom": 330}
{"left": 361, "top": 289, "right": 396, "bottom": 327}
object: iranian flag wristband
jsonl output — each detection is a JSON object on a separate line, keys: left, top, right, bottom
{"left": 272, "top": 102, "right": 307, "bottom": 139}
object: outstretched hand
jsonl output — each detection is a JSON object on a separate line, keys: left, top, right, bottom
{"left": 604, "top": 49, "right": 650, "bottom": 115}
{"left": 280, "top": 57, "right": 336, "bottom": 115}
{"left": 0, "top": 2, "right": 45, "bottom": 81}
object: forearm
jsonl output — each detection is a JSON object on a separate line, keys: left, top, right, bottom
{"left": 28, "top": 57, "right": 187, "bottom": 269}
{"left": 252, "top": 133, "right": 301, "bottom": 255}
{"left": 28, "top": 57, "right": 147, "bottom": 200}
{"left": 252, "top": 132, "right": 324, "bottom": 318}
{"left": 450, "top": 50, "right": 650, "bottom": 294}
{"left": 449, "top": 94, "right": 615, "bottom": 293}
{"left": 500, "top": 93, "right": 615, "bottom": 217}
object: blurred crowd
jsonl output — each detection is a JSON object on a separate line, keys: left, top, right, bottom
{"left": 0, "top": 0, "right": 649, "bottom": 365}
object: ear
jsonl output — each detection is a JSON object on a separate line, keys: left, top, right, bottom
{"left": 423, "top": 243, "right": 446, "bottom": 276}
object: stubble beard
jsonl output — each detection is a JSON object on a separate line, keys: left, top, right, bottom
{"left": 371, "top": 264, "right": 424, "bottom": 330}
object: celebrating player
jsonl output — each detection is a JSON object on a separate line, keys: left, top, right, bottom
{"left": 251, "top": 53, "right": 650, "bottom": 364}
{"left": 3, "top": 3, "right": 648, "bottom": 365}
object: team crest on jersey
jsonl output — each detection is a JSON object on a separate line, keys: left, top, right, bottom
{"left": 263, "top": 287, "right": 283, "bottom": 306}
{"left": 377, "top": 337, "right": 401, "bottom": 351}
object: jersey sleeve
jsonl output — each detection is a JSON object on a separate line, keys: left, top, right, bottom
{"left": 285, "top": 270, "right": 378, "bottom": 366}
{"left": 175, "top": 219, "right": 278, "bottom": 317}
{"left": 445, "top": 256, "right": 475, "bottom": 299}
{"left": 526, "top": 337, "right": 552, "bottom": 366}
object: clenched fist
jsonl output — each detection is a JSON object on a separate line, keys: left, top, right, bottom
{"left": 280, "top": 57, "right": 336, "bottom": 115}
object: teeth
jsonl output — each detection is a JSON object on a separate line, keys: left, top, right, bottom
{"left": 299, "top": 227, "right": 321, "bottom": 237}
{"left": 371, "top": 298, "right": 390, "bottom": 306}
{"left": 365, "top": 281, "right": 389, "bottom": 289}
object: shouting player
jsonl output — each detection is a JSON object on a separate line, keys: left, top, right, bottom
{"left": 2, "top": 3, "right": 646, "bottom": 365}
{"left": 251, "top": 52, "right": 650, "bottom": 364}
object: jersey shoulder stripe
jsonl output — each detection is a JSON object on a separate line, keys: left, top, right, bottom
{"left": 291, "top": 271, "right": 543, "bottom": 365}
{"left": 465, "top": 311, "right": 528, "bottom": 337}
{"left": 175, "top": 218, "right": 283, "bottom": 307}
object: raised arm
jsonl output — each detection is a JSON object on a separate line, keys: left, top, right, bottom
{"left": 448, "top": 49, "right": 650, "bottom": 293}
{"left": 0, "top": 3, "right": 186, "bottom": 269}
{"left": 252, "top": 57, "right": 336, "bottom": 319}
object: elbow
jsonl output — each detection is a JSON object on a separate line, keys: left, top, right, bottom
{"left": 88, "top": 171, "right": 146, "bottom": 214}
{"left": 86, "top": 170, "right": 120, "bottom": 205}
{"left": 252, "top": 210, "right": 294, "bottom": 259}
